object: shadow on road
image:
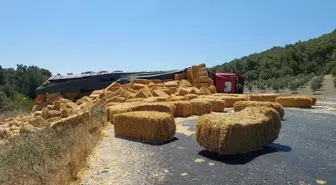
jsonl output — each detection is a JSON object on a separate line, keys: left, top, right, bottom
{"left": 115, "top": 136, "right": 179, "bottom": 145}
{"left": 199, "top": 143, "right": 291, "bottom": 165}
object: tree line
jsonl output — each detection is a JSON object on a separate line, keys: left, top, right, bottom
{"left": 211, "top": 29, "right": 336, "bottom": 92}
{"left": 0, "top": 65, "right": 52, "bottom": 113}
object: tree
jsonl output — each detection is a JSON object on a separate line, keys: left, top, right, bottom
{"left": 311, "top": 77, "right": 323, "bottom": 94}
{"left": 288, "top": 81, "right": 299, "bottom": 93}
{"left": 272, "top": 81, "right": 280, "bottom": 92}
{"left": 257, "top": 81, "right": 266, "bottom": 92}
{"left": 0, "top": 65, "right": 4, "bottom": 85}
{"left": 332, "top": 67, "right": 336, "bottom": 77}
{"left": 211, "top": 29, "right": 336, "bottom": 84}
{"left": 247, "top": 84, "right": 253, "bottom": 92}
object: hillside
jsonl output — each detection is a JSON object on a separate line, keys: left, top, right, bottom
{"left": 211, "top": 29, "right": 336, "bottom": 89}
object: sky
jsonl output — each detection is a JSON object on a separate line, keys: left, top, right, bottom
{"left": 0, "top": 0, "right": 335, "bottom": 75}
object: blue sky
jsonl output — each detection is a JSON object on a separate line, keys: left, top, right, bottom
{"left": 0, "top": 0, "right": 335, "bottom": 75}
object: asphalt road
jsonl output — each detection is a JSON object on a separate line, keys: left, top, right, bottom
{"left": 79, "top": 108, "right": 336, "bottom": 185}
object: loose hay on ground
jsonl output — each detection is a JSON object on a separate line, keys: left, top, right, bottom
{"left": 234, "top": 101, "right": 285, "bottom": 119}
{"left": 195, "top": 107, "right": 281, "bottom": 155}
{"left": 113, "top": 111, "right": 176, "bottom": 143}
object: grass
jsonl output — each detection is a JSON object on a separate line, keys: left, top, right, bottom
{"left": 0, "top": 105, "right": 106, "bottom": 185}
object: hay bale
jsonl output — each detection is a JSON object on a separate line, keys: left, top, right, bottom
{"left": 48, "top": 110, "right": 61, "bottom": 118}
{"left": 152, "top": 89, "right": 170, "bottom": 98}
{"left": 142, "top": 97, "right": 159, "bottom": 103}
{"left": 132, "top": 102, "right": 176, "bottom": 116}
{"left": 134, "top": 86, "right": 153, "bottom": 98}
{"left": 132, "top": 83, "right": 146, "bottom": 90}
{"left": 154, "top": 97, "right": 168, "bottom": 102}
{"left": 60, "top": 109, "right": 69, "bottom": 118}
{"left": 171, "top": 101, "right": 192, "bottom": 117}
{"left": 249, "top": 94, "right": 279, "bottom": 102}
{"left": 126, "top": 98, "right": 144, "bottom": 102}
{"left": 119, "top": 88, "right": 135, "bottom": 99}
{"left": 168, "top": 87, "right": 178, "bottom": 94}
{"left": 113, "top": 111, "right": 176, "bottom": 143}
{"left": 179, "top": 79, "right": 192, "bottom": 87}
{"left": 189, "top": 87, "right": 200, "bottom": 95}
{"left": 174, "top": 73, "right": 187, "bottom": 80}
{"left": 46, "top": 92, "right": 61, "bottom": 100}
{"left": 53, "top": 101, "right": 61, "bottom": 110}
{"left": 106, "top": 96, "right": 125, "bottom": 103}
{"left": 36, "top": 94, "right": 46, "bottom": 104}
{"left": 190, "top": 99, "right": 212, "bottom": 115}
{"left": 41, "top": 108, "right": 49, "bottom": 119}
{"left": 107, "top": 104, "right": 135, "bottom": 123}
{"left": 199, "top": 87, "right": 212, "bottom": 95}
{"left": 106, "top": 82, "right": 121, "bottom": 91}
{"left": 196, "top": 107, "right": 281, "bottom": 155}
{"left": 234, "top": 101, "right": 285, "bottom": 119}
{"left": 178, "top": 88, "right": 189, "bottom": 96}
{"left": 276, "top": 96, "right": 312, "bottom": 108}
{"left": 131, "top": 79, "right": 150, "bottom": 85}
{"left": 218, "top": 96, "right": 248, "bottom": 108}
{"left": 209, "top": 85, "right": 217, "bottom": 94}
{"left": 197, "top": 98, "right": 225, "bottom": 112}
{"left": 42, "top": 80, "right": 51, "bottom": 86}
{"left": 169, "top": 96, "right": 186, "bottom": 101}
{"left": 184, "top": 94, "right": 198, "bottom": 100}
{"left": 34, "top": 111, "right": 42, "bottom": 118}
{"left": 164, "top": 81, "right": 179, "bottom": 87}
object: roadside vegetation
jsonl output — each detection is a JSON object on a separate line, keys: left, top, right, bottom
{"left": 0, "top": 105, "right": 106, "bottom": 185}
{"left": 0, "top": 65, "right": 51, "bottom": 118}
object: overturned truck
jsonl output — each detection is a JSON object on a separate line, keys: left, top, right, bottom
{"left": 35, "top": 64, "right": 245, "bottom": 102}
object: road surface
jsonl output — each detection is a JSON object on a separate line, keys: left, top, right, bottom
{"left": 77, "top": 103, "right": 336, "bottom": 185}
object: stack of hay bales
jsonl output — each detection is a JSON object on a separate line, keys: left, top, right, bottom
{"left": 195, "top": 107, "right": 281, "bottom": 155}
{"left": 113, "top": 111, "right": 176, "bottom": 143}
{"left": 234, "top": 101, "right": 285, "bottom": 119}
{"left": 185, "top": 64, "right": 213, "bottom": 88}
{"left": 276, "top": 96, "right": 313, "bottom": 108}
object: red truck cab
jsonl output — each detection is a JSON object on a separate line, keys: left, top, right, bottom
{"left": 212, "top": 72, "right": 245, "bottom": 94}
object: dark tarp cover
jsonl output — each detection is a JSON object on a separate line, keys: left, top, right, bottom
{"left": 36, "top": 69, "right": 187, "bottom": 94}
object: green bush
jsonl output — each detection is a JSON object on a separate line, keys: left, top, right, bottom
{"left": 271, "top": 81, "right": 280, "bottom": 92}
{"left": 247, "top": 84, "right": 253, "bottom": 92}
{"left": 288, "top": 81, "right": 299, "bottom": 93}
{"left": 311, "top": 76, "right": 323, "bottom": 94}
{"left": 333, "top": 77, "right": 336, "bottom": 88}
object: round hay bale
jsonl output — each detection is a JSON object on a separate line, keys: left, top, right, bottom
{"left": 276, "top": 96, "right": 312, "bottom": 108}
{"left": 113, "top": 111, "right": 176, "bottom": 143}
{"left": 249, "top": 94, "right": 279, "bottom": 102}
{"left": 234, "top": 101, "right": 285, "bottom": 119}
{"left": 171, "top": 101, "right": 192, "bottom": 117}
{"left": 196, "top": 107, "right": 281, "bottom": 155}
{"left": 197, "top": 98, "right": 225, "bottom": 112}
{"left": 190, "top": 99, "right": 212, "bottom": 115}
